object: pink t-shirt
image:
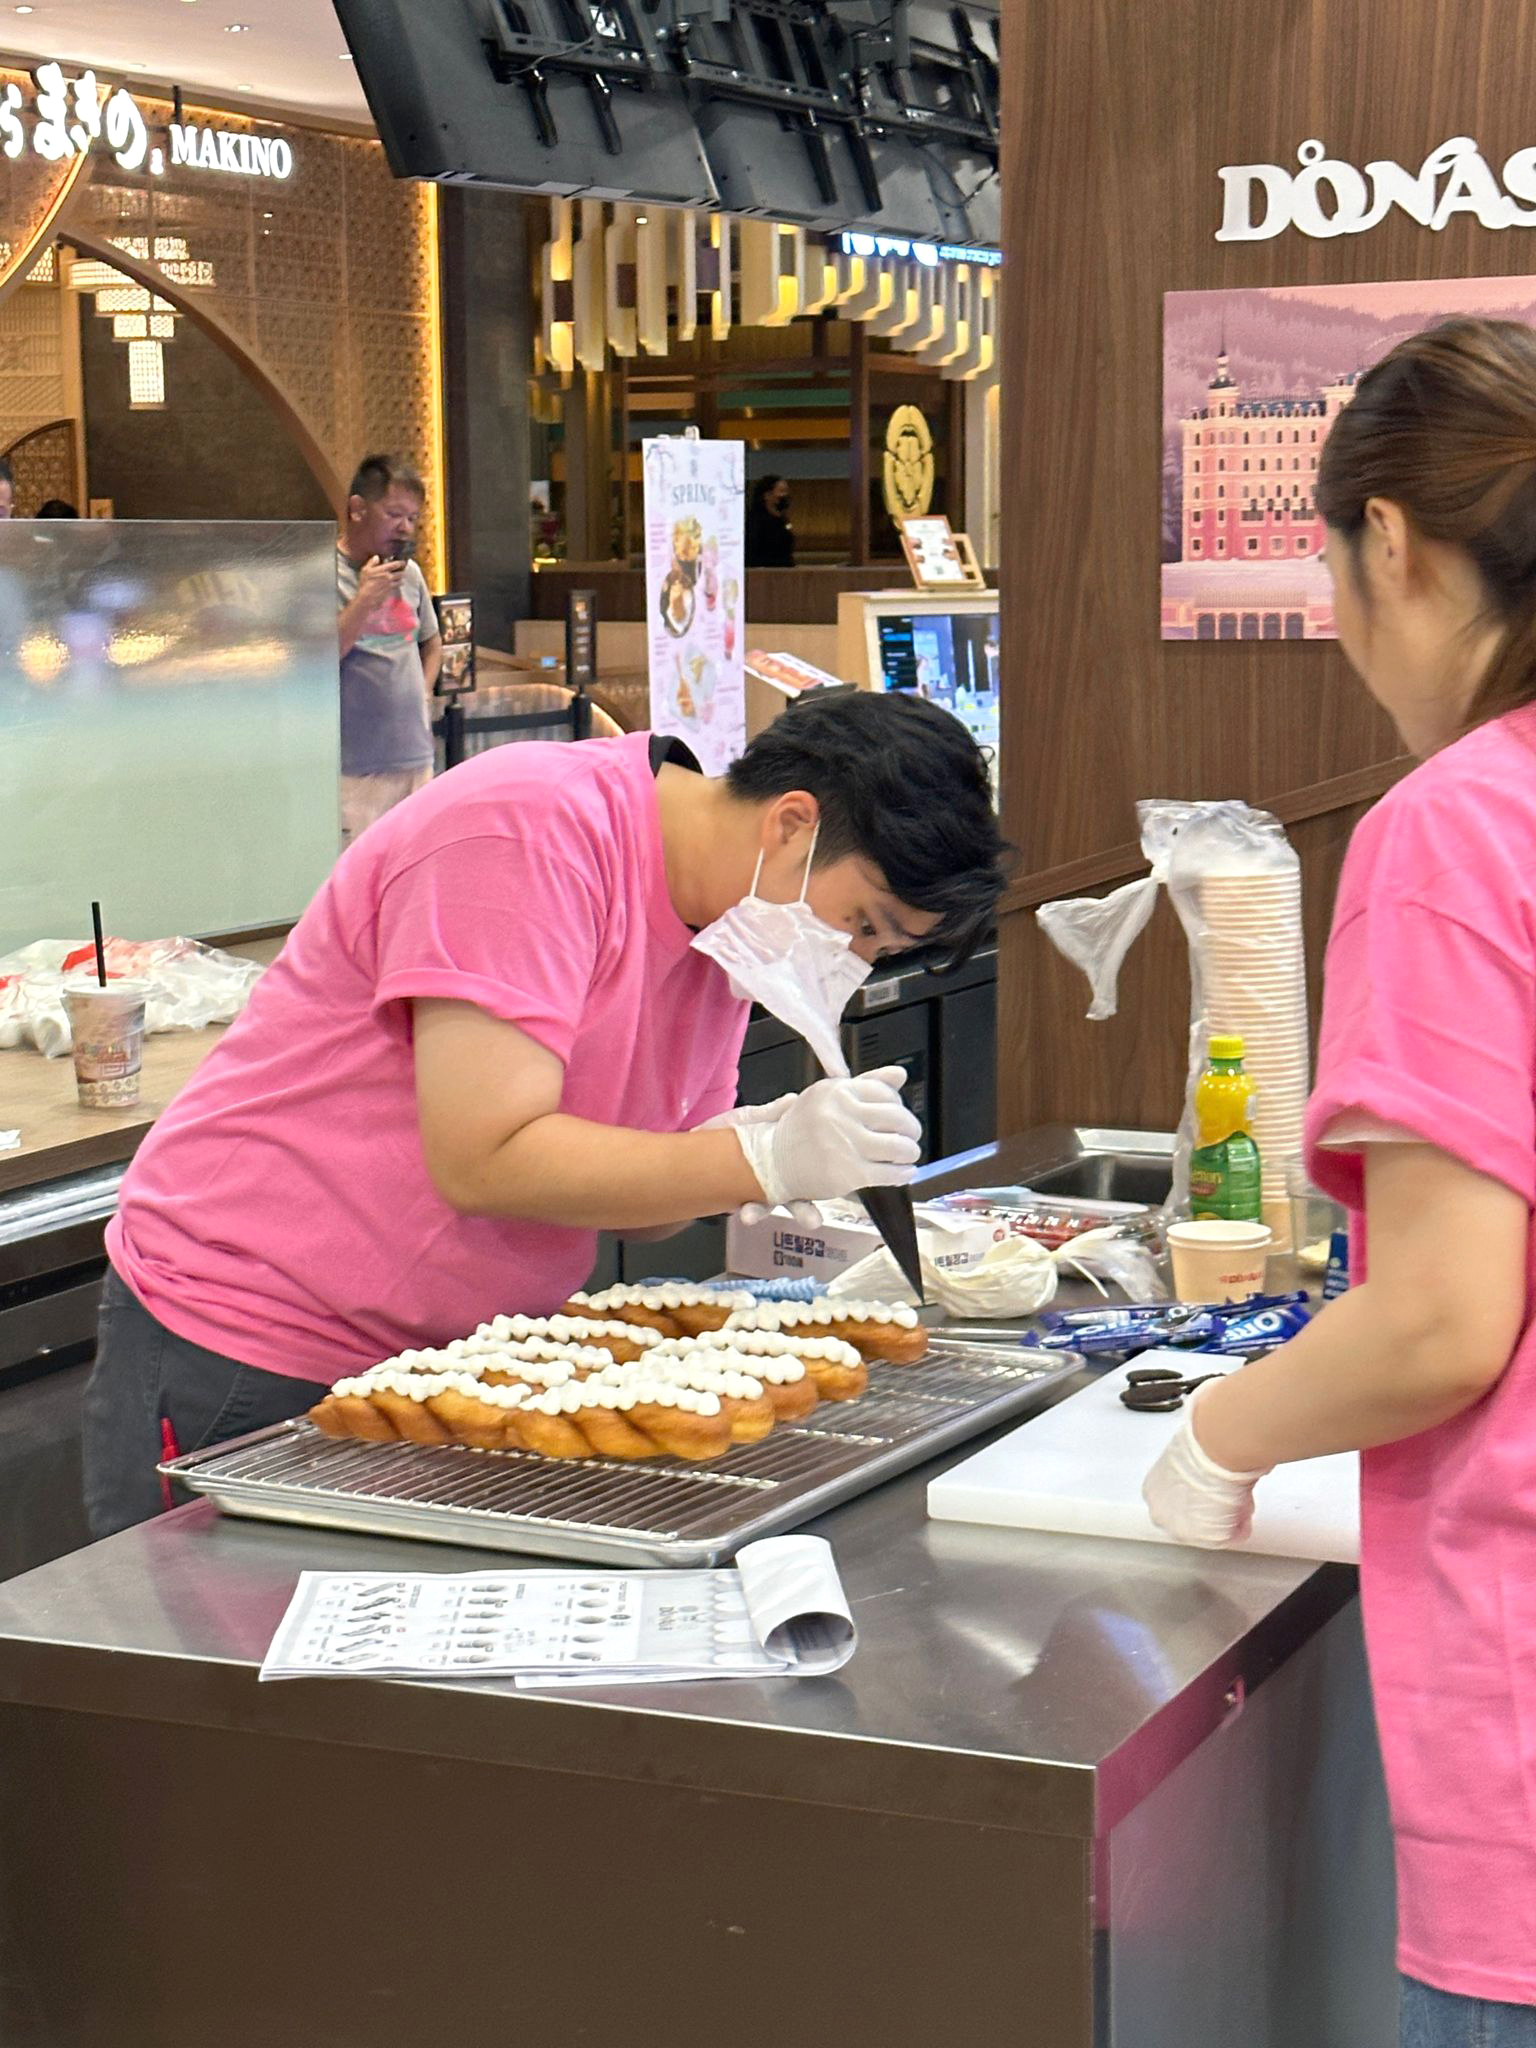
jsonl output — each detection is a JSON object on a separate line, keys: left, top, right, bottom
{"left": 1304, "top": 704, "right": 1536, "bottom": 2005}
{"left": 108, "top": 734, "right": 749, "bottom": 1382}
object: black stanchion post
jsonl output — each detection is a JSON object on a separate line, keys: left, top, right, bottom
{"left": 566, "top": 588, "right": 597, "bottom": 741}
{"left": 442, "top": 698, "right": 466, "bottom": 769}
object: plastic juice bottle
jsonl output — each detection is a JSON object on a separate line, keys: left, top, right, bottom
{"left": 1188, "top": 1035, "right": 1263, "bottom": 1222}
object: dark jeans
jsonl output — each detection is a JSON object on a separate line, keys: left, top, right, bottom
{"left": 1403, "top": 1978, "right": 1536, "bottom": 2048}
{"left": 82, "top": 1265, "right": 328, "bottom": 1540}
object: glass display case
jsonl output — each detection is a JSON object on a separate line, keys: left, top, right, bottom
{"left": 0, "top": 519, "right": 339, "bottom": 953}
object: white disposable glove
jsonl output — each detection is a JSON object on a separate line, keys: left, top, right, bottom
{"left": 1141, "top": 1383, "right": 1271, "bottom": 1548}
{"left": 732, "top": 1065, "right": 921, "bottom": 1209}
{"left": 694, "top": 1098, "right": 822, "bottom": 1228}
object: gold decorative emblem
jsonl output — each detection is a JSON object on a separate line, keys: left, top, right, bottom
{"left": 882, "top": 404, "right": 935, "bottom": 519}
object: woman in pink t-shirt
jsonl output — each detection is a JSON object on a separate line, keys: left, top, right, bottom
{"left": 1146, "top": 320, "right": 1536, "bottom": 2040}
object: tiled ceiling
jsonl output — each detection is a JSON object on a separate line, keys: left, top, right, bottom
{"left": 0, "top": 0, "right": 371, "bottom": 126}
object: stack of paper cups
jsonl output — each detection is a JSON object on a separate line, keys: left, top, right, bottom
{"left": 1196, "top": 868, "right": 1310, "bottom": 1245}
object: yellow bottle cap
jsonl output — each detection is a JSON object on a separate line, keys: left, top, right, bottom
{"left": 1208, "top": 1034, "right": 1245, "bottom": 1061}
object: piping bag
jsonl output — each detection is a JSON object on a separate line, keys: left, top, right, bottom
{"left": 686, "top": 859, "right": 926, "bottom": 1303}
{"left": 857, "top": 1182, "right": 927, "bottom": 1305}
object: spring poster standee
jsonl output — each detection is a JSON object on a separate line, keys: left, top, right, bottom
{"left": 643, "top": 432, "right": 746, "bottom": 771}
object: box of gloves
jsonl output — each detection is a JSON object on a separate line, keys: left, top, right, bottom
{"left": 725, "top": 1199, "right": 994, "bottom": 1285}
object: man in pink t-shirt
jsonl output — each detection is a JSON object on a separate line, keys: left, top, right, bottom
{"left": 84, "top": 690, "right": 1007, "bottom": 1536}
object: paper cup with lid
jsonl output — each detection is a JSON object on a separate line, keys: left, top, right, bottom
{"left": 61, "top": 978, "right": 149, "bottom": 1109}
{"left": 1167, "top": 1218, "right": 1273, "bottom": 1303}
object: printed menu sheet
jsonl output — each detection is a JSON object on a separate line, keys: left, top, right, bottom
{"left": 260, "top": 1535, "right": 854, "bottom": 1687}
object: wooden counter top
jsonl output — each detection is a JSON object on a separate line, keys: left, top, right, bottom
{"left": 1, "top": 1024, "right": 232, "bottom": 1196}
{"left": 0, "top": 939, "right": 284, "bottom": 1199}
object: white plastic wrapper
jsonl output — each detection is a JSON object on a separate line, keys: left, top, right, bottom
{"left": 0, "top": 936, "right": 265, "bottom": 1057}
{"left": 1035, "top": 877, "right": 1160, "bottom": 1022}
{"left": 826, "top": 1225, "right": 1164, "bottom": 1318}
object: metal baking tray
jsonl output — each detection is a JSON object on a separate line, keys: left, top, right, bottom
{"left": 159, "top": 1338, "right": 1080, "bottom": 1566}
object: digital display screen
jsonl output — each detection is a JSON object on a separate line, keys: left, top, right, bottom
{"left": 873, "top": 610, "right": 1000, "bottom": 754}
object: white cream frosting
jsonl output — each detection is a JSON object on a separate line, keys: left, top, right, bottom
{"left": 688, "top": 1328, "right": 859, "bottom": 1369}
{"left": 573, "top": 1283, "right": 757, "bottom": 1316}
{"left": 519, "top": 1375, "right": 722, "bottom": 1419}
{"left": 649, "top": 1338, "right": 808, "bottom": 1386}
{"left": 485, "top": 1354, "right": 582, "bottom": 1386}
{"left": 728, "top": 1299, "right": 919, "bottom": 1333}
{"left": 476, "top": 1314, "right": 661, "bottom": 1350}
{"left": 454, "top": 1377, "right": 530, "bottom": 1410}
{"left": 605, "top": 1355, "right": 765, "bottom": 1401}
{"left": 334, "top": 1347, "right": 739, "bottom": 1429}
{"left": 487, "top": 1338, "right": 616, "bottom": 1374}
{"left": 335, "top": 1369, "right": 530, "bottom": 1411}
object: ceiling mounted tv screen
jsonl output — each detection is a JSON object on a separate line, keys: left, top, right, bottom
{"left": 333, "top": 0, "right": 999, "bottom": 244}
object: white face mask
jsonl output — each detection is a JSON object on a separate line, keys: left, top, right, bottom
{"left": 690, "top": 830, "right": 872, "bottom": 1078}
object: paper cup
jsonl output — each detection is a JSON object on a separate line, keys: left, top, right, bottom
{"left": 62, "top": 979, "right": 148, "bottom": 1109}
{"left": 1167, "top": 1219, "right": 1273, "bottom": 1303}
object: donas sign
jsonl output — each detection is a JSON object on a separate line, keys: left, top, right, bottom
{"left": 1218, "top": 136, "right": 1536, "bottom": 242}
{"left": 0, "top": 63, "right": 294, "bottom": 181}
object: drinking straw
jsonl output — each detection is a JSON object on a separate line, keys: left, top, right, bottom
{"left": 91, "top": 901, "right": 107, "bottom": 987}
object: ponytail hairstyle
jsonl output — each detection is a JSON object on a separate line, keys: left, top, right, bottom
{"left": 1316, "top": 317, "right": 1536, "bottom": 732}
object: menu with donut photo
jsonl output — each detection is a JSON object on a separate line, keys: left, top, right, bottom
{"left": 642, "top": 435, "right": 746, "bottom": 772}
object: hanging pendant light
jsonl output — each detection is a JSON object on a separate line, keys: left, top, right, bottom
{"left": 127, "top": 339, "right": 165, "bottom": 409}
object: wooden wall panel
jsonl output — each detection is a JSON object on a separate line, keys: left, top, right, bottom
{"left": 998, "top": 0, "right": 1536, "bottom": 1132}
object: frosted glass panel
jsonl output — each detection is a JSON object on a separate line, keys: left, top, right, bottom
{"left": 0, "top": 520, "right": 339, "bottom": 952}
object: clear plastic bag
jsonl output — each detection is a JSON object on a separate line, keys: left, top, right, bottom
{"left": 825, "top": 1224, "right": 1165, "bottom": 1317}
{"left": 1037, "top": 800, "right": 1309, "bottom": 1219}
{"left": 0, "top": 935, "right": 265, "bottom": 1056}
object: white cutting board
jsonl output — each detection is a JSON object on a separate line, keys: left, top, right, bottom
{"left": 928, "top": 1357, "right": 1359, "bottom": 1563}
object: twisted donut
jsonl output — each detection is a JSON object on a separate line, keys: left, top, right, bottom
{"left": 726, "top": 1299, "right": 928, "bottom": 1365}
{"left": 308, "top": 1368, "right": 740, "bottom": 1462}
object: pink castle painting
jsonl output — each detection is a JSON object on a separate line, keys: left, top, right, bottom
{"left": 1161, "top": 277, "right": 1536, "bottom": 639}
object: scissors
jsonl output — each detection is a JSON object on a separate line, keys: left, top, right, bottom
{"left": 1119, "top": 1365, "right": 1229, "bottom": 1413}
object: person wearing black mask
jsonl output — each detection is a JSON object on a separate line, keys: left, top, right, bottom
{"left": 746, "top": 474, "right": 795, "bottom": 568}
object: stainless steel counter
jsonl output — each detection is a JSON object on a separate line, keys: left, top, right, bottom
{"left": 0, "top": 1435, "right": 1394, "bottom": 2047}
{"left": 0, "top": 1442, "right": 1346, "bottom": 1836}
{"left": 0, "top": 1127, "right": 1397, "bottom": 2046}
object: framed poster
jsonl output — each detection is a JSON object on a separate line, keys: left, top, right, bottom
{"left": 642, "top": 434, "right": 746, "bottom": 772}
{"left": 1161, "top": 275, "right": 1536, "bottom": 639}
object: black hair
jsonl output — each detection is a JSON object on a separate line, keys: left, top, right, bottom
{"left": 0, "top": 458, "right": 14, "bottom": 490}
{"left": 750, "top": 475, "right": 785, "bottom": 508}
{"left": 36, "top": 498, "right": 77, "bottom": 518}
{"left": 726, "top": 686, "right": 1011, "bottom": 969}
{"left": 348, "top": 452, "right": 424, "bottom": 504}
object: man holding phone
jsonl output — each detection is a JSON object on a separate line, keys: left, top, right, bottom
{"left": 336, "top": 452, "right": 443, "bottom": 845}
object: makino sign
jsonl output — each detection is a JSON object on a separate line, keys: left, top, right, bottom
{"left": 1216, "top": 137, "right": 1536, "bottom": 241}
{"left": 0, "top": 62, "right": 294, "bottom": 181}
{"left": 168, "top": 125, "right": 293, "bottom": 180}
